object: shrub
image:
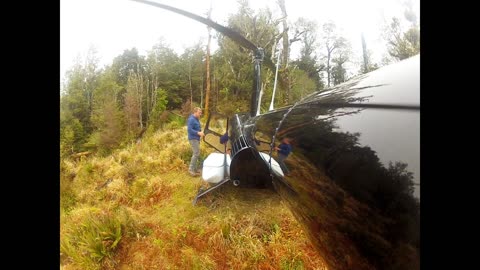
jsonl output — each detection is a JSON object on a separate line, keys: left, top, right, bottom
{"left": 60, "top": 209, "right": 124, "bottom": 269}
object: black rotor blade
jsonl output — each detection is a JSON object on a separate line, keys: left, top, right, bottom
{"left": 130, "top": 0, "right": 258, "bottom": 52}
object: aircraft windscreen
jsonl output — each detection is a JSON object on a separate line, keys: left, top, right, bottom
{"left": 203, "top": 115, "right": 231, "bottom": 153}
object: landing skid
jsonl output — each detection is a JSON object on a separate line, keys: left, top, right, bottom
{"left": 192, "top": 177, "right": 231, "bottom": 205}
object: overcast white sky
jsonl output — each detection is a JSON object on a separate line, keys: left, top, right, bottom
{"left": 60, "top": 0, "right": 419, "bottom": 83}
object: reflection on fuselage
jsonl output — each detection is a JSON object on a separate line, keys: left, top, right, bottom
{"left": 334, "top": 108, "right": 420, "bottom": 198}
{"left": 204, "top": 55, "right": 420, "bottom": 270}
{"left": 247, "top": 56, "right": 419, "bottom": 270}
{"left": 250, "top": 106, "right": 420, "bottom": 269}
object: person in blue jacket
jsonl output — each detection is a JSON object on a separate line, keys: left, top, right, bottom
{"left": 275, "top": 137, "right": 292, "bottom": 175}
{"left": 187, "top": 107, "right": 204, "bottom": 176}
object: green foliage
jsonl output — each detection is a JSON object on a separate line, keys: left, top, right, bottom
{"left": 147, "top": 41, "right": 189, "bottom": 109}
{"left": 60, "top": 110, "right": 86, "bottom": 157}
{"left": 384, "top": 17, "right": 420, "bottom": 61}
{"left": 329, "top": 39, "right": 351, "bottom": 86}
{"left": 60, "top": 1, "right": 421, "bottom": 162}
{"left": 130, "top": 178, "right": 150, "bottom": 201}
{"left": 60, "top": 162, "right": 77, "bottom": 213}
{"left": 164, "top": 112, "right": 186, "bottom": 130}
{"left": 291, "top": 18, "right": 324, "bottom": 90}
{"left": 90, "top": 69, "right": 125, "bottom": 155}
{"left": 280, "top": 257, "right": 305, "bottom": 270}
{"left": 60, "top": 48, "right": 106, "bottom": 156}
{"left": 290, "top": 69, "right": 317, "bottom": 102}
{"left": 59, "top": 4, "right": 291, "bottom": 157}
{"left": 60, "top": 210, "right": 123, "bottom": 269}
{"left": 61, "top": 47, "right": 100, "bottom": 135}
{"left": 179, "top": 43, "right": 205, "bottom": 106}
{"left": 83, "top": 132, "right": 100, "bottom": 152}
{"left": 216, "top": 98, "right": 250, "bottom": 115}
{"left": 60, "top": 190, "right": 77, "bottom": 214}
{"left": 111, "top": 48, "right": 146, "bottom": 85}
{"left": 331, "top": 64, "right": 347, "bottom": 85}
{"left": 320, "top": 21, "right": 350, "bottom": 88}
{"left": 60, "top": 124, "right": 75, "bottom": 158}
{"left": 154, "top": 88, "right": 168, "bottom": 116}
{"left": 123, "top": 71, "right": 144, "bottom": 140}
{"left": 147, "top": 88, "right": 169, "bottom": 131}
{"left": 213, "top": 1, "right": 278, "bottom": 108}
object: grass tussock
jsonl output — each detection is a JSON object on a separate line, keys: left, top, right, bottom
{"left": 60, "top": 126, "right": 328, "bottom": 269}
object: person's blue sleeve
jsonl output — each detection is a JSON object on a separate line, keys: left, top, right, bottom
{"left": 187, "top": 117, "right": 198, "bottom": 137}
{"left": 279, "top": 144, "right": 292, "bottom": 155}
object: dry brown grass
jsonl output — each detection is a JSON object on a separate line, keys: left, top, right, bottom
{"left": 60, "top": 127, "right": 328, "bottom": 269}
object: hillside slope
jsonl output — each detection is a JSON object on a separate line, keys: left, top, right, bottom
{"left": 60, "top": 127, "right": 327, "bottom": 270}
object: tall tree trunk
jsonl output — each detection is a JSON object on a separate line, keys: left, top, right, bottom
{"left": 200, "top": 74, "right": 204, "bottom": 108}
{"left": 213, "top": 62, "right": 218, "bottom": 112}
{"left": 149, "top": 74, "right": 158, "bottom": 121}
{"left": 145, "top": 78, "right": 150, "bottom": 123}
{"left": 278, "top": 0, "right": 291, "bottom": 104}
{"left": 327, "top": 49, "right": 331, "bottom": 88}
{"left": 135, "top": 69, "right": 144, "bottom": 129}
{"left": 189, "top": 64, "right": 193, "bottom": 111}
{"left": 278, "top": 0, "right": 289, "bottom": 69}
{"left": 205, "top": 30, "right": 211, "bottom": 119}
{"left": 205, "top": 24, "right": 212, "bottom": 120}
{"left": 361, "top": 33, "right": 368, "bottom": 74}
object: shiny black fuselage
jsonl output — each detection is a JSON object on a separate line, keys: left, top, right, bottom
{"left": 225, "top": 55, "right": 420, "bottom": 270}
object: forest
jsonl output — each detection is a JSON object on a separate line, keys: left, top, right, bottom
{"left": 60, "top": 0, "right": 419, "bottom": 158}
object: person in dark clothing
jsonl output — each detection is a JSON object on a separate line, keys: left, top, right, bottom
{"left": 275, "top": 137, "right": 292, "bottom": 175}
{"left": 220, "top": 132, "right": 231, "bottom": 155}
{"left": 220, "top": 132, "right": 229, "bottom": 145}
{"left": 187, "top": 107, "right": 204, "bottom": 176}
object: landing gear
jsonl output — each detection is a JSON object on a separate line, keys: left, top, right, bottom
{"left": 192, "top": 177, "right": 231, "bottom": 205}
